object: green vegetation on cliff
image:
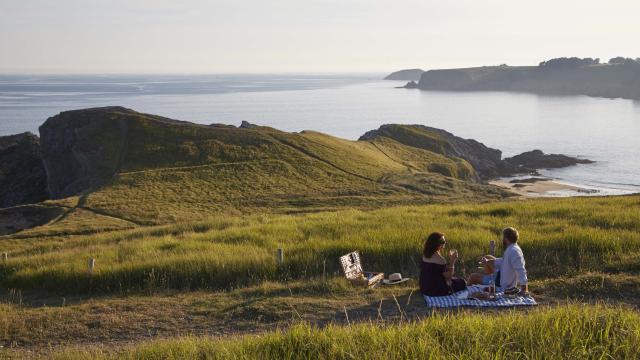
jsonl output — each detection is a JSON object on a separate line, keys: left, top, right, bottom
{"left": 31, "top": 107, "right": 509, "bottom": 225}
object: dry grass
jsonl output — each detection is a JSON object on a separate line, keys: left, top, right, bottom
{"left": 1, "top": 195, "right": 639, "bottom": 357}
{"left": 2, "top": 274, "right": 640, "bottom": 357}
{"left": 1, "top": 195, "right": 639, "bottom": 295}
{"left": 53, "top": 304, "right": 640, "bottom": 359}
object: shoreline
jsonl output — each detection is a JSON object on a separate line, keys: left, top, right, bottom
{"left": 490, "top": 178, "right": 599, "bottom": 197}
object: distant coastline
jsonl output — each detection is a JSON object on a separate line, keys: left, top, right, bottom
{"left": 387, "top": 57, "right": 640, "bottom": 100}
{"left": 384, "top": 68, "right": 423, "bottom": 81}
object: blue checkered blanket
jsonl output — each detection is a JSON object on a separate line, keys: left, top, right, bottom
{"left": 423, "top": 285, "right": 537, "bottom": 308}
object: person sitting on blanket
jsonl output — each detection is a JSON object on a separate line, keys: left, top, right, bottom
{"left": 420, "top": 232, "right": 466, "bottom": 296}
{"left": 468, "top": 227, "right": 529, "bottom": 294}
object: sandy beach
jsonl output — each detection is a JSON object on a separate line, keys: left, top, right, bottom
{"left": 490, "top": 178, "right": 596, "bottom": 197}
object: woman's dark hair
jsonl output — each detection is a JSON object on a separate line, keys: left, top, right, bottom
{"left": 423, "top": 232, "right": 446, "bottom": 258}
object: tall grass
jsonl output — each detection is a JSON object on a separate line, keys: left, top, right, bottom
{"left": 1, "top": 195, "right": 639, "bottom": 294}
{"left": 56, "top": 304, "right": 640, "bottom": 359}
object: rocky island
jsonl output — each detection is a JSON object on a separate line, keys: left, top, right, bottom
{"left": 389, "top": 57, "right": 640, "bottom": 100}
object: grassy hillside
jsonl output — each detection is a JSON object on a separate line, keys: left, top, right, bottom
{"left": 1, "top": 195, "right": 640, "bottom": 357}
{"left": 29, "top": 107, "right": 509, "bottom": 225}
{"left": 2, "top": 195, "right": 639, "bottom": 295}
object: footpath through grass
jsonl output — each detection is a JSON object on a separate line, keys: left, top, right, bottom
{"left": 56, "top": 304, "right": 640, "bottom": 359}
{"left": 1, "top": 195, "right": 640, "bottom": 294}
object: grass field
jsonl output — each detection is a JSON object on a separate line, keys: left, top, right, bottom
{"left": 1, "top": 195, "right": 640, "bottom": 357}
{"left": 2, "top": 195, "right": 639, "bottom": 295}
{"left": 2, "top": 110, "right": 640, "bottom": 358}
{"left": 55, "top": 304, "right": 640, "bottom": 359}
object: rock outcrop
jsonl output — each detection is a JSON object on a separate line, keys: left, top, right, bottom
{"left": 0, "top": 132, "right": 48, "bottom": 207}
{"left": 359, "top": 125, "right": 592, "bottom": 179}
{"left": 239, "top": 121, "right": 260, "bottom": 129}
{"left": 403, "top": 81, "right": 419, "bottom": 89}
{"left": 360, "top": 124, "right": 517, "bottom": 179}
{"left": 504, "top": 150, "right": 594, "bottom": 169}
{"left": 38, "top": 107, "right": 133, "bottom": 198}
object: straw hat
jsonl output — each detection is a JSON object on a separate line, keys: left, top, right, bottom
{"left": 382, "top": 273, "right": 410, "bottom": 285}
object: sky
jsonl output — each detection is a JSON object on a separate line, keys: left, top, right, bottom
{"left": 1, "top": 0, "right": 639, "bottom": 74}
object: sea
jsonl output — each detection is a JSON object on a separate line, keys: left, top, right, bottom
{"left": 1, "top": 73, "right": 639, "bottom": 196}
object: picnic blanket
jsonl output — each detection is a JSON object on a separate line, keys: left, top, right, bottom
{"left": 423, "top": 285, "right": 537, "bottom": 308}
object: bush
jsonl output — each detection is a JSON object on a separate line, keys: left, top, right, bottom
{"left": 539, "top": 57, "right": 600, "bottom": 68}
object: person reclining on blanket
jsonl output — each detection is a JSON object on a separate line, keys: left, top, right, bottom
{"left": 468, "top": 227, "right": 529, "bottom": 294}
{"left": 420, "top": 232, "right": 467, "bottom": 296}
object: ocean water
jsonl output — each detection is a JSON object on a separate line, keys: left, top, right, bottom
{"left": 1, "top": 74, "right": 639, "bottom": 196}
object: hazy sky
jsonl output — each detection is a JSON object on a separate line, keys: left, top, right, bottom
{"left": 1, "top": 0, "right": 639, "bottom": 74}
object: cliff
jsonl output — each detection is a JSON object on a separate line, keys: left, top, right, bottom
{"left": 400, "top": 61, "right": 640, "bottom": 100}
{"left": 360, "top": 124, "right": 516, "bottom": 179}
{"left": 38, "top": 106, "right": 206, "bottom": 199}
{"left": 504, "top": 150, "right": 594, "bottom": 169}
{"left": 0, "top": 132, "right": 48, "bottom": 207}
{"left": 384, "top": 69, "right": 424, "bottom": 81}
{"left": 359, "top": 125, "right": 592, "bottom": 179}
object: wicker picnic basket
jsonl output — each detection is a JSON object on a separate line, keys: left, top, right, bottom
{"left": 339, "top": 251, "right": 384, "bottom": 288}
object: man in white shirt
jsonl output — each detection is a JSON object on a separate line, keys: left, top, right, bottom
{"left": 468, "top": 227, "right": 529, "bottom": 293}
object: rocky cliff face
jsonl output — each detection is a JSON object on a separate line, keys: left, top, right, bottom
{"left": 39, "top": 106, "right": 132, "bottom": 198}
{"left": 0, "top": 132, "right": 48, "bottom": 207}
{"left": 359, "top": 124, "right": 592, "bottom": 179}
{"left": 37, "top": 107, "right": 269, "bottom": 200}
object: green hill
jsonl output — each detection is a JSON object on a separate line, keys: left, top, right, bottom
{"left": 26, "top": 107, "right": 509, "bottom": 226}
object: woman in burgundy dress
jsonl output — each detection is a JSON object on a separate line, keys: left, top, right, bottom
{"left": 420, "top": 232, "right": 466, "bottom": 296}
